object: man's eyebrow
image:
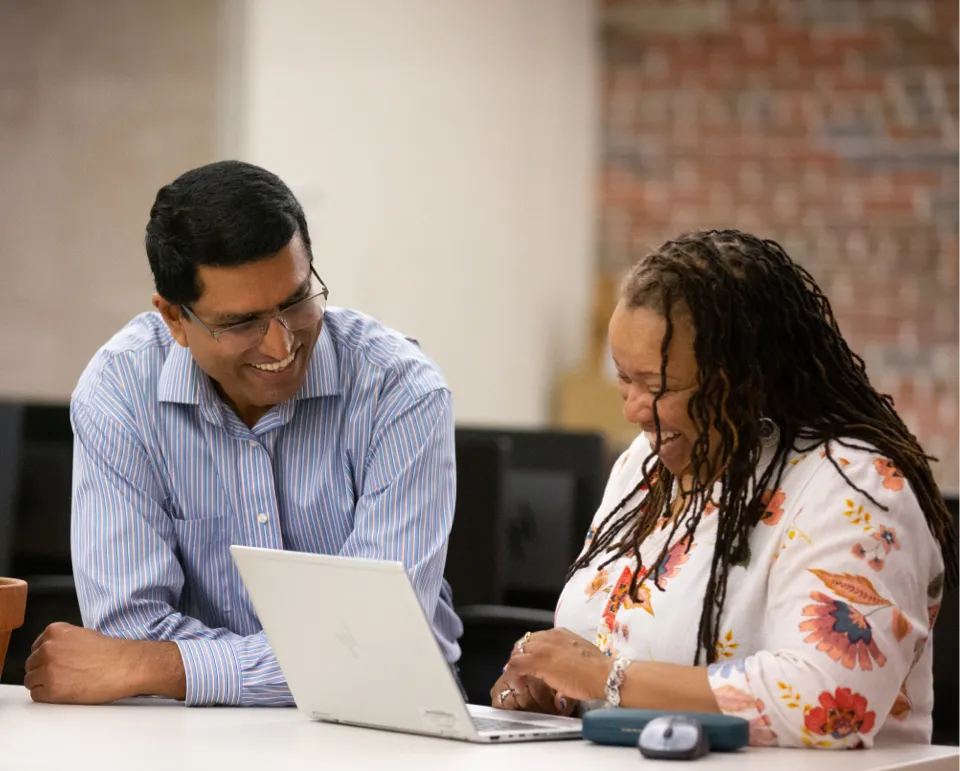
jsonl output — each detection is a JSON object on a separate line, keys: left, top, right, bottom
{"left": 212, "top": 276, "right": 313, "bottom": 325}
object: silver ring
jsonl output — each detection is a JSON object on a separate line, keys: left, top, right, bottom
{"left": 498, "top": 688, "right": 515, "bottom": 705}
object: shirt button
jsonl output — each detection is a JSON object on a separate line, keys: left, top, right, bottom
{"left": 257, "top": 513, "right": 269, "bottom": 524}
{"left": 248, "top": 441, "right": 258, "bottom": 448}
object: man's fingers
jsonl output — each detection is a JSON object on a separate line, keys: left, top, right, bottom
{"left": 22, "top": 668, "right": 43, "bottom": 691}
{"left": 23, "top": 645, "right": 46, "bottom": 673}
{"left": 30, "top": 630, "right": 47, "bottom": 653}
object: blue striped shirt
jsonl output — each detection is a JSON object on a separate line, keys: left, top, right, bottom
{"left": 70, "top": 308, "right": 463, "bottom": 706}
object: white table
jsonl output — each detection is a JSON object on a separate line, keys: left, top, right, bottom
{"left": 0, "top": 686, "right": 957, "bottom": 770}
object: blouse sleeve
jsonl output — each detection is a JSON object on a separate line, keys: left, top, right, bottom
{"left": 706, "top": 448, "right": 945, "bottom": 749}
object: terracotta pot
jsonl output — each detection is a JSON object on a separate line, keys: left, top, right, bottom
{"left": 0, "top": 578, "right": 28, "bottom": 681}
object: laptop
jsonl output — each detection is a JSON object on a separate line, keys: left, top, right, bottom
{"left": 229, "top": 545, "right": 582, "bottom": 743}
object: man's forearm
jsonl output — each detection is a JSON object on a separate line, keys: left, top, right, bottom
{"left": 127, "top": 640, "right": 187, "bottom": 701}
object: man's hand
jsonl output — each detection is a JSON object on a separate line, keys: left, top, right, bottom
{"left": 503, "top": 628, "right": 611, "bottom": 704}
{"left": 23, "top": 622, "right": 186, "bottom": 705}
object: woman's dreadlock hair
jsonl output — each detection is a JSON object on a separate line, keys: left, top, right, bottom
{"left": 567, "top": 229, "right": 958, "bottom": 666}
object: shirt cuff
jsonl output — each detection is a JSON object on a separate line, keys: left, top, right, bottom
{"left": 175, "top": 638, "right": 243, "bottom": 707}
{"left": 707, "top": 657, "right": 778, "bottom": 747}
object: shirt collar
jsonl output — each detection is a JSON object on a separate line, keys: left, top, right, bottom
{"left": 295, "top": 322, "right": 341, "bottom": 400}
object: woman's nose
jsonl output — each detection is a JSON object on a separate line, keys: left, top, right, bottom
{"left": 622, "top": 387, "right": 654, "bottom": 425}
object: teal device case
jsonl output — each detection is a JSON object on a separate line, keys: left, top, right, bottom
{"left": 582, "top": 709, "right": 750, "bottom": 751}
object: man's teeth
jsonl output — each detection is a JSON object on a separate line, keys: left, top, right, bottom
{"left": 251, "top": 350, "right": 296, "bottom": 372}
{"left": 644, "top": 430, "right": 680, "bottom": 446}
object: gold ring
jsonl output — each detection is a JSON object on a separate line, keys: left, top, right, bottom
{"left": 498, "top": 688, "right": 514, "bottom": 705}
{"left": 517, "top": 631, "right": 532, "bottom": 654}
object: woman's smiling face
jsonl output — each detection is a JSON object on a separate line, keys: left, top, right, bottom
{"left": 608, "top": 301, "right": 717, "bottom": 481}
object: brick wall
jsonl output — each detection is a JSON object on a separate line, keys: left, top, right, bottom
{"left": 599, "top": 0, "right": 959, "bottom": 491}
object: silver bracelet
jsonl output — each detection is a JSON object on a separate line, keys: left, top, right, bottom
{"left": 604, "top": 657, "right": 631, "bottom": 707}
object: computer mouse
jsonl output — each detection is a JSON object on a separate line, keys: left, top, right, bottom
{"left": 637, "top": 715, "right": 709, "bottom": 760}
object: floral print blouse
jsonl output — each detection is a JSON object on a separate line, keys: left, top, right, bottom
{"left": 554, "top": 434, "right": 944, "bottom": 748}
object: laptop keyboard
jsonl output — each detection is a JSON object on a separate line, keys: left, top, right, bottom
{"left": 473, "top": 716, "right": 550, "bottom": 733}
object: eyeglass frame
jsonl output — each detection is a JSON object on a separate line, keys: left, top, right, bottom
{"left": 179, "top": 264, "right": 329, "bottom": 345}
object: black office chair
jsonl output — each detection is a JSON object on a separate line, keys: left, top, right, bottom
{"left": 0, "top": 402, "right": 82, "bottom": 686}
{"left": 454, "top": 427, "right": 610, "bottom": 609}
{"left": 445, "top": 433, "right": 512, "bottom": 606}
{"left": 456, "top": 605, "right": 555, "bottom": 706}
{"left": 0, "top": 402, "right": 24, "bottom": 578}
{"left": 450, "top": 427, "right": 611, "bottom": 703}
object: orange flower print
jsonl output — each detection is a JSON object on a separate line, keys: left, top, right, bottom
{"left": 622, "top": 584, "right": 654, "bottom": 616}
{"left": 704, "top": 501, "right": 718, "bottom": 517}
{"left": 602, "top": 566, "right": 634, "bottom": 630}
{"left": 853, "top": 524, "right": 902, "bottom": 571}
{"left": 612, "top": 620, "right": 632, "bottom": 643}
{"left": 714, "top": 629, "right": 740, "bottom": 660}
{"left": 652, "top": 536, "right": 695, "bottom": 586}
{"left": 871, "top": 526, "right": 900, "bottom": 554}
{"left": 889, "top": 683, "right": 912, "bottom": 721}
{"left": 800, "top": 592, "right": 887, "bottom": 670}
{"left": 804, "top": 687, "right": 876, "bottom": 739}
{"left": 760, "top": 488, "right": 786, "bottom": 526}
{"left": 818, "top": 447, "right": 850, "bottom": 466}
{"left": 750, "top": 699, "right": 778, "bottom": 747}
{"left": 584, "top": 568, "right": 609, "bottom": 599}
{"left": 595, "top": 626, "right": 617, "bottom": 657}
{"left": 928, "top": 604, "right": 941, "bottom": 630}
{"left": 873, "top": 458, "right": 904, "bottom": 491}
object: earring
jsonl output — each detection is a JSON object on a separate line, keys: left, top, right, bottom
{"left": 759, "top": 417, "right": 780, "bottom": 446}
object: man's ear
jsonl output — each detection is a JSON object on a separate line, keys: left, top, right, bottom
{"left": 153, "top": 294, "right": 189, "bottom": 348}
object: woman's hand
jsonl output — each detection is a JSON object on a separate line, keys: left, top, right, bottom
{"left": 503, "top": 628, "right": 612, "bottom": 703}
{"left": 489, "top": 670, "right": 577, "bottom": 716}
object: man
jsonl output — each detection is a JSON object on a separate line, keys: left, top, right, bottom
{"left": 24, "top": 161, "right": 463, "bottom": 706}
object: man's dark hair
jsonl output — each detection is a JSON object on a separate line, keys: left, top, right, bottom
{"left": 145, "top": 160, "right": 312, "bottom": 305}
{"left": 568, "top": 229, "right": 957, "bottom": 666}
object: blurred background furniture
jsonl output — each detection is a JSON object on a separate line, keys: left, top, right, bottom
{"left": 0, "top": 402, "right": 82, "bottom": 686}
{"left": 450, "top": 427, "right": 610, "bottom": 610}
{"left": 446, "top": 427, "right": 612, "bottom": 703}
{"left": 932, "top": 494, "right": 958, "bottom": 746}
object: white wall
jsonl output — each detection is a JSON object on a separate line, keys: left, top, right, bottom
{"left": 0, "top": 0, "right": 220, "bottom": 401}
{"left": 235, "top": 0, "right": 598, "bottom": 425}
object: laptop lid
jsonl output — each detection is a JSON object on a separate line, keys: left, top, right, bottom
{"left": 229, "top": 545, "right": 481, "bottom": 738}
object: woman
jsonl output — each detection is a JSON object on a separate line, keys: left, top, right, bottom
{"left": 491, "top": 229, "right": 956, "bottom": 749}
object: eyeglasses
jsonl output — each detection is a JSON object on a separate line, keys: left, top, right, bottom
{"left": 181, "top": 267, "right": 329, "bottom": 353}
